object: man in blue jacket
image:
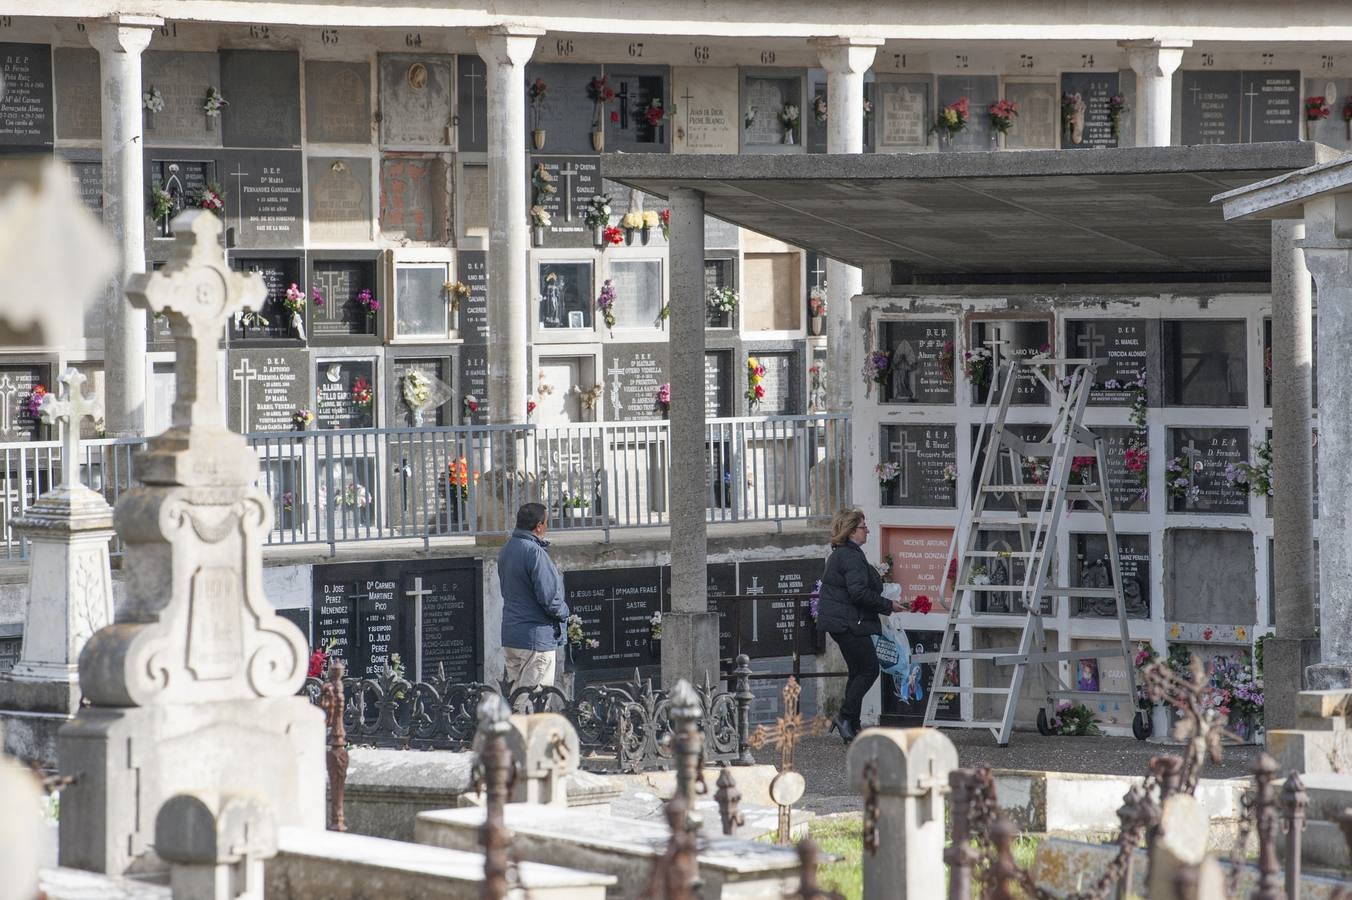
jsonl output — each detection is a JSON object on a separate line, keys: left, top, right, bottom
{"left": 498, "top": 502, "right": 569, "bottom": 688}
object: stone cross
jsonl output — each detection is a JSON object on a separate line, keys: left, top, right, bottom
{"left": 680, "top": 87, "right": 695, "bottom": 133}
{"left": 232, "top": 358, "right": 258, "bottom": 429}
{"left": 0, "top": 374, "right": 17, "bottom": 437}
{"left": 405, "top": 576, "right": 432, "bottom": 607}
{"left": 39, "top": 368, "right": 99, "bottom": 490}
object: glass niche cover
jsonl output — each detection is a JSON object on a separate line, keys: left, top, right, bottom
{"left": 537, "top": 260, "right": 593, "bottom": 330}
{"left": 394, "top": 261, "right": 457, "bottom": 340}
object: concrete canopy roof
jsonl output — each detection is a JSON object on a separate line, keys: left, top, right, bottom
{"left": 602, "top": 143, "right": 1335, "bottom": 280}
{"left": 1214, "top": 152, "right": 1352, "bottom": 222}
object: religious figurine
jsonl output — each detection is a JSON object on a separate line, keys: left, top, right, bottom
{"left": 541, "top": 271, "right": 564, "bottom": 327}
{"left": 889, "top": 340, "right": 919, "bottom": 402}
{"left": 1065, "top": 92, "right": 1086, "bottom": 145}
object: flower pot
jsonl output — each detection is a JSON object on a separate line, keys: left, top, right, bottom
{"left": 783, "top": 128, "right": 795, "bottom": 145}
{"left": 649, "top": 638, "right": 661, "bottom": 659}
{"left": 811, "top": 316, "right": 823, "bottom": 336}
{"left": 591, "top": 130, "right": 605, "bottom": 152}
{"left": 1306, "top": 120, "right": 1314, "bottom": 141}
{"left": 532, "top": 129, "right": 546, "bottom": 150}
{"left": 640, "top": 226, "right": 651, "bottom": 246}
{"left": 592, "top": 225, "right": 605, "bottom": 248}
{"left": 532, "top": 224, "right": 545, "bottom": 247}
{"left": 624, "top": 228, "right": 635, "bottom": 246}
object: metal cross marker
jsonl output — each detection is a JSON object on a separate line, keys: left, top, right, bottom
{"left": 606, "top": 362, "right": 627, "bottom": 415}
{"left": 232, "top": 358, "right": 258, "bottom": 431}
{"left": 1187, "top": 82, "right": 1203, "bottom": 109}
{"left": 888, "top": 434, "right": 919, "bottom": 499}
{"left": 808, "top": 255, "right": 827, "bottom": 290}
{"left": 0, "top": 374, "right": 17, "bottom": 437}
{"left": 463, "top": 63, "right": 483, "bottom": 144}
{"left": 558, "top": 162, "right": 580, "bottom": 221}
{"left": 40, "top": 368, "right": 99, "bottom": 490}
{"left": 744, "top": 575, "right": 764, "bottom": 597}
{"left": 748, "top": 677, "right": 829, "bottom": 843}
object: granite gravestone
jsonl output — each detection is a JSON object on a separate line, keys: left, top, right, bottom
{"left": 145, "top": 154, "right": 219, "bottom": 241}
{"left": 522, "top": 63, "right": 597, "bottom": 155}
{"left": 220, "top": 49, "right": 301, "bottom": 148}
{"left": 880, "top": 424, "right": 957, "bottom": 508}
{"left": 276, "top": 608, "right": 311, "bottom": 645}
{"left": 936, "top": 74, "right": 998, "bottom": 151}
{"left": 970, "top": 422, "right": 1050, "bottom": 513}
{"left": 221, "top": 149, "right": 304, "bottom": 249}
{"left": 0, "top": 42, "right": 53, "bottom": 147}
{"left": 1304, "top": 77, "right": 1352, "bottom": 149}
{"left": 314, "top": 580, "right": 358, "bottom": 669}
{"left": 1059, "top": 71, "right": 1122, "bottom": 149}
{"left": 53, "top": 47, "right": 100, "bottom": 141}
{"left": 1071, "top": 532, "right": 1151, "bottom": 619}
{"left": 379, "top": 53, "right": 453, "bottom": 147}
{"left": 874, "top": 77, "right": 930, "bottom": 153}
{"left": 59, "top": 149, "right": 102, "bottom": 213}
{"left": 603, "top": 343, "right": 670, "bottom": 421}
{"left": 608, "top": 258, "right": 663, "bottom": 328}
{"left": 563, "top": 567, "right": 663, "bottom": 671}
{"left": 307, "top": 157, "right": 371, "bottom": 243}
{"left": 311, "top": 567, "right": 412, "bottom": 679}
{"left": 457, "top": 250, "right": 489, "bottom": 343}
{"left": 310, "top": 256, "right": 379, "bottom": 339}
{"left": 1064, "top": 318, "right": 1153, "bottom": 405}
{"left": 741, "top": 73, "right": 801, "bottom": 149}
{"left": 751, "top": 350, "right": 799, "bottom": 416}
{"left": 704, "top": 350, "right": 732, "bottom": 418}
{"left": 315, "top": 359, "right": 377, "bottom": 429}
{"left": 879, "top": 320, "right": 956, "bottom": 404}
{"left": 1161, "top": 319, "right": 1246, "bottom": 407}
{"left": 0, "top": 363, "right": 52, "bottom": 440}
{"left": 380, "top": 154, "right": 448, "bottom": 243}
{"left": 879, "top": 629, "right": 960, "bottom": 726}
{"left": 1165, "top": 529, "right": 1256, "bottom": 626}
{"left": 1066, "top": 426, "right": 1149, "bottom": 514}
{"left": 704, "top": 256, "right": 735, "bottom": 327}
{"left": 227, "top": 256, "right": 302, "bottom": 342}
{"left": 458, "top": 348, "right": 489, "bottom": 424}
{"left": 1167, "top": 427, "right": 1250, "bottom": 514}
{"left": 1240, "top": 71, "right": 1298, "bottom": 142}
{"left": 969, "top": 319, "right": 1051, "bottom": 405}
{"left": 1003, "top": 81, "right": 1058, "bottom": 149}
{"left": 141, "top": 51, "right": 221, "bottom": 146}
{"left": 391, "top": 357, "right": 451, "bottom": 426}
{"left": 737, "top": 558, "right": 823, "bottom": 660}
{"left": 456, "top": 54, "right": 488, "bottom": 153}
{"left": 227, "top": 348, "right": 309, "bottom": 434}
{"left": 671, "top": 66, "right": 739, "bottom": 154}
{"left": 532, "top": 155, "right": 601, "bottom": 248}
{"left": 704, "top": 214, "right": 739, "bottom": 249}
{"left": 1179, "top": 71, "right": 1242, "bottom": 145}
{"left": 412, "top": 562, "right": 482, "bottom": 682}
{"left": 604, "top": 65, "right": 669, "bottom": 152}
{"left": 537, "top": 260, "right": 593, "bottom": 331}
{"left": 305, "top": 60, "right": 371, "bottom": 145}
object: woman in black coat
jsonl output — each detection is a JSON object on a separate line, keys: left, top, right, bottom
{"left": 818, "top": 507, "right": 904, "bottom": 743}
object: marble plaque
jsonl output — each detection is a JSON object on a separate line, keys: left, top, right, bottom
{"left": 0, "top": 363, "right": 52, "bottom": 440}
{"left": 753, "top": 350, "right": 799, "bottom": 415}
{"left": 608, "top": 258, "right": 663, "bottom": 328}
{"left": 533, "top": 155, "right": 601, "bottom": 248}
{"left": 1064, "top": 318, "right": 1154, "bottom": 406}
{"left": 59, "top": 149, "right": 102, "bottom": 213}
{"left": 705, "top": 349, "right": 732, "bottom": 418}
{"left": 380, "top": 153, "right": 448, "bottom": 243}
{"left": 316, "top": 359, "right": 377, "bottom": 430}
{"left": 1241, "top": 71, "right": 1298, "bottom": 143}
{"left": 739, "top": 558, "right": 823, "bottom": 659}
{"left": 602, "top": 343, "right": 670, "bottom": 421}
{"left": 53, "top": 47, "right": 100, "bottom": 141}
{"left": 880, "top": 424, "right": 957, "bottom": 509}
{"left": 671, "top": 67, "right": 739, "bottom": 154}
{"left": 604, "top": 65, "right": 669, "bottom": 153}
{"left": 220, "top": 50, "right": 300, "bottom": 148}
{"left": 222, "top": 149, "right": 304, "bottom": 249}
{"left": 0, "top": 43, "right": 53, "bottom": 146}
{"left": 537, "top": 260, "right": 593, "bottom": 331}
{"left": 227, "top": 348, "right": 309, "bottom": 433}
{"left": 460, "top": 163, "right": 488, "bottom": 236}
{"left": 1060, "top": 71, "right": 1123, "bottom": 149}
{"left": 415, "top": 563, "right": 482, "bottom": 683}
{"left": 146, "top": 155, "right": 219, "bottom": 239}
{"left": 380, "top": 53, "right": 453, "bottom": 147}
{"left": 457, "top": 250, "right": 488, "bottom": 343}
{"left": 142, "top": 51, "right": 222, "bottom": 146}
{"left": 310, "top": 256, "right": 379, "bottom": 339}
{"left": 1304, "top": 77, "right": 1352, "bottom": 149}
{"left": 876, "top": 77, "right": 930, "bottom": 152}
{"left": 741, "top": 252, "right": 800, "bottom": 331}
{"left": 456, "top": 54, "right": 487, "bottom": 152}
{"left": 704, "top": 214, "right": 739, "bottom": 249}
{"left": 391, "top": 357, "right": 451, "bottom": 426}
{"left": 742, "top": 73, "right": 800, "bottom": 148}
{"left": 1003, "top": 81, "right": 1057, "bottom": 150}
{"left": 937, "top": 74, "right": 998, "bottom": 152}
{"left": 305, "top": 60, "right": 371, "bottom": 144}
{"left": 1161, "top": 319, "right": 1246, "bottom": 407}
{"left": 1065, "top": 426, "right": 1150, "bottom": 514}
{"left": 1167, "top": 427, "right": 1250, "bottom": 514}
{"left": 970, "top": 422, "right": 1050, "bottom": 512}
{"left": 879, "top": 319, "right": 956, "bottom": 404}
{"left": 228, "top": 256, "right": 302, "bottom": 342}
{"left": 458, "top": 346, "right": 489, "bottom": 423}
{"left": 1070, "top": 532, "right": 1150, "bottom": 619}
{"left": 564, "top": 567, "right": 663, "bottom": 671}
{"left": 968, "top": 319, "right": 1051, "bottom": 406}
{"left": 1165, "top": 529, "right": 1256, "bottom": 625}
{"left": 1179, "top": 71, "right": 1242, "bottom": 146}
{"left": 522, "top": 63, "right": 596, "bottom": 155}
{"left": 308, "top": 157, "right": 372, "bottom": 243}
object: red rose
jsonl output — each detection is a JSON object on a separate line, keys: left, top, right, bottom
{"left": 527, "top": 400, "right": 537, "bottom": 414}
{"left": 1203, "top": 628, "right": 1214, "bottom": 640}
{"left": 610, "top": 110, "right": 620, "bottom": 124}
{"left": 947, "top": 559, "right": 958, "bottom": 582}
{"left": 911, "top": 595, "right": 933, "bottom": 615}
{"left": 754, "top": 384, "right": 765, "bottom": 398}
{"left": 307, "top": 648, "right": 327, "bottom": 679}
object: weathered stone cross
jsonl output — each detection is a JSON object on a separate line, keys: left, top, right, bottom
{"left": 40, "top": 368, "right": 99, "bottom": 490}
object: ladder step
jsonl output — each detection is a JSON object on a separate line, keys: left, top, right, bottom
{"left": 950, "top": 616, "right": 1024, "bottom": 626}
{"left": 1047, "top": 690, "right": 1135, "bottom": 702}
{"left": 980, "top": 484, "right": 1104, "bottom": 494}
{"left": 937, "top": 686, "right": 1012, "bottom": 695}
{"left": 955, "top": 584, "right": 1118, "bottom": 597}
{"left": 972, "top": 516, "right": 1045, "bottom": 525}
{"left": 912, "top": 649, "right": 1021, "bottom": 662}
{"left": 964, "top": 549, "right": 1037, "bottom": 558}
{"left": 929, "top": 719, "right": 1007, "bottom": 730}
{"left": 994, "top": 648, "right": 1134, "bottom": 666}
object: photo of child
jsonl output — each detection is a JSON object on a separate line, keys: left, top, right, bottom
{"left": 1077, "top": 657, "right": 1100, "bottom": 692}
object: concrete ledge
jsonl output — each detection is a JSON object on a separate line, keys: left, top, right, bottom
{"left": 0, "top": 708, "right": 70, "bottom": 767}
{"left": 607, "top": 765, "right": 781, "bottom": 809}
{"left": 39, "top": 867, "right": 169, "bottom": 900}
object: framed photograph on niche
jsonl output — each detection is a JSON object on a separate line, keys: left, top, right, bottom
{"left": 537, "top": 259, "right": 594, "bottom": 331}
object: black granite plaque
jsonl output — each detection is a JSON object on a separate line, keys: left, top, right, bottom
{"left": 806, "top": 76, "right": 828, "bottom": 154}
{"left": 604, "top": 66, "right": 669, "bottom": 153}
{"left": 53, "top": 47, "right": 100, "bottom": 141}
{"left": 1064, "top": 318, "right": 1153, "bottom": 406}
{"left": 1240, "top": 71, "right": 1299, "bottom": 143}
{"left": 704, "top": 350, "right": 732, "bottom": 418}
{"left": 738, "top": 558, "right": 823, "bottom": 659}
{"left": 1161, "top": 319, "right": 1247, "bottom": 407}
{"left": 457, "top": 54, "right": 488, "bottom": 152}
{"left": 380, "top": 54, "right": 454, "bottom": 147}
{"left": 451, "top": 251, "right": 488, "bottom": 345}
{"left": 316, "top": 359, "right": 377, "bottom": 430}
{"left": 391, "top": 357, "right": 450, "bottom": 427}
{"left": 146, "top": 308, "right": 176, "bottom": 352}
{"left": 970, "top": 422, "right": 1051, "bottom": 513}
{"left": 357, "top": 576, "right": 405, "bottom": 679}
{"left": 227, "top": 348, "right": 309, "bottom": 433}
{"left": 277, "top": 607, "right": 312, "bottom": 645}
{"left": 1168, "top": 427, "right": 1250, "bottom": 514}
{"left": 0, "top": 363, "right": 51, "bottom": 440}
{"left": 704, "top": 257, "right": 735, "bottom": 328}
{"left": 564, "top": 567, "right": 664, "bottom": 670}
{"left": 936, "top": 74, "right": 999, "bottom": 152}
{"left": 310, "top": 257, "right": 379, "bottom": 340}
{"left": 753, "top": 351, "right": 798, "bottom": 416}
{"left": 602, "top": 343, "right": 670, "bottom": 421}
{"left": 458, "top": 347, "right": 489, "bottom": 424}
{"left": 538, "top": 260, "right": 593, "bottom": 331}
{"left": 227, "top": 256, "right": 302, "bottom": 342}
{"left": 1180, "top": 71, "right": 1242, "bottom": 146}
{"left": 1059, "top": 71, "right": 1122, "bottom": 149}
{"left": 1066, "top": 426, "right": 1150, "bottom": 514}
{"left": 0, "top": 43, "right": 53, "bottom": 146}
{"left": 969, "top": 319, "right": 1051, "bottom": 406}
{"left": 532, "top": 155, "right": 601, "bottom": 248}
{"left": 147, "top": 156, "right": 220, "bottom": 239}
{"left": 222, "top": 149, "right": 304, "bottom": 249}
{"left": 305, "top": 60, "right": 371, "bottom": 145}
{"left": 313, "top": 579, "right": 358, "bottom": 667}
{"left": 879, "top": 628, "right": 960, "bottom": 726}
{"left": 879, "top": 320, "right": 956, "bottom": 404}
{"left": 414, "top": 564, "right": 482, "bottom": 683}
{"left": 881, "top": 424, "right": 958, "bottom": 509}
{"left": 220, "top": 50, "right": 301, "bottom": 148}
{"left": 1071, "top": 532, "right": 1151, "bottom": 619}
{"left": 524, "top": 63, "right": 598, "bottom": 155}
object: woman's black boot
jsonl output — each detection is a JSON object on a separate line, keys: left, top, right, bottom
{"left": 830, "top": 715, "right": 857, "bottom": 745}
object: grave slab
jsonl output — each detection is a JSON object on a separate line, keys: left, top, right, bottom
{"left": 379, "top": 53, "right": 453, "bottom": 147}
{"left": 53, "top": 48, "right": 101, "bottom": 141}
{"left": 141, "top": 52, "right": 221, "bottom": 147}
{"left": 305, "top": 60, "right": 372, "bottom": 145}
{"left": 219, "top": 49, "right": 301, "bottom": 149}
{"left": 670, "top": 67, "right": 739, "bottom": 155}
{"left": 307, "top": 156, "right": 372, "bottom": 242}
{"left": 0, "top": 42, "right": 54, "bottom": 147}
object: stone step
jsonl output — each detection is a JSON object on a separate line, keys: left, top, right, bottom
{"left": 267, "top": 826, "right": 615, "bottom": 900}
{"left": 416, "top": 804, "right": 802, "bottom": 900}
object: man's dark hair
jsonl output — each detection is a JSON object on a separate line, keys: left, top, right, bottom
{"left": 516, "top": 502, "right": 548, "bottom": 532}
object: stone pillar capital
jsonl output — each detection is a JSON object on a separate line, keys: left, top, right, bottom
{"left": 1296, "top": 241, "right": 1352, "bottom": 287}
{"left": 86, "top": 15, "right": 161, "bottom": 55}
{"left": 473, "top": 25, "right": 544, "bottom": 67}
{"left": 1119, "top": 39, "right": 1190, "bottom": 78}
{"left": 810, "top": 36, "right": 883, "bottom": 75}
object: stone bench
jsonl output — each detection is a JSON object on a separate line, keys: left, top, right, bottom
{"left": 266, "top": 826, "right": 616, "bottom": 899}
{"left": 416, "top": 805, "right": 802, "bottom": 900}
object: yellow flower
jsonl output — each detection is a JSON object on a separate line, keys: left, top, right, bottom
{"left": 641, "top": 210, "right": 660, "bottom": 228}
{"left": 1236, "top": 626, "right": 1246, "bottom": 640}
{"left": 746, "top": 357, "right": 759, "bottom": 369}
{"left": 1169, "top": 624, "right": 1180, "bottom": 638}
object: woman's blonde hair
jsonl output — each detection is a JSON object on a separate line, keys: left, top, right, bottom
{"left": 830, "top": 507, "right": 866, "bottom": 547}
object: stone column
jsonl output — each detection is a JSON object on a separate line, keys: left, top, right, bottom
{"left": 661, "top": 187, "right": 719, "bottom": 690}
{"left": 88, "top": 16, "right": 160, "bottom": 438}
{"left": 1265, "top": 220, "right": 1320, "bottom": 728}
{"left": 1121, "top": 39, "right": 1189, "bottom": 147}
{"left": 474, "top": 26, "right": 541, "bottom": 426}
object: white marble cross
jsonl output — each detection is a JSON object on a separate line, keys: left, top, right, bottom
{"left": 405, "top": 576, "right": 432, "bottom": 606}
{"left": 126, "top": 212, "right": 265, "bottom": 432}
{"left": 888, "top": 434, "right": 919, "bottom": 499}
{"left": 40, "top": 368, "right": 99, "bottom": 490}
{"left": 558, "top": 163, "right": 580, "bottom": 221}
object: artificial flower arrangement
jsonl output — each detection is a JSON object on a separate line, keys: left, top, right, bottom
{"left": 401, "top": 371, "right": 432, "bottom": 410}
{"left": 586, "top": 75, "right": 616, "bottom": 129}
{"left": 640, "top": 210, "right": 660, "bottom": 233}
{"left": 351, "top": 376, "right": 373, "bottom": 408}
{"left": 963, "top": 346, "right": 992, "bottom": 387}
{"left": 529, "top": 205, "right": 552, "bottom": 228}
{"left": 1306, "top": 95, "right": 1331, "bottom": 122}
{"left": 655, "top": 382, "right": 671, "bottom": 414}
{"left": 601, "top": 225, "right": 624, "bottom": 246}
{"left": 583, "top": 194, "right": 613, "bottom": 229}
{"left": 463, "top": 394, "right": 480, "bottom": 415}
{"left": 149, "top": 184, "right": 174, "bottom": 221}
{"left": 528, "top": 78, "right": 548, "bottom": 118}
{"left": 311, "top": 285, "right": 325, "bottom": 308}
{"left": 745, "top": 356, "right": 766, "bottom": 409}
{"left": 447, "top": 456, "right": 479, "bottom": 501}
{"left": 203, "top": 87, "right": 228, "bottom": 118}
{"left": 572, "top": 383, "right": 604, "bottom": 410}
{"left": 341, "top": 482, "right": 370, "bottom": 509}
{"left": 596, "top": 278, "right": 617, "bottom": 331}
{"left": 291, "top": 408, "right": 314, "bottom": 430}
{"left": 1048, "top": 702, "right": 1103, "bottom": 737}
{"left": 356, "top": 287, "right": 379, "bottom": 316}
{"left": 875, "top": 460, "right": 901, "bottom": 488}
{"left": 808, "top": 287, "right": 827, "bottom": 318}
{"left": 862, "top": 349, "right": 891, "bottom": 386}
{"left": 659, "top": 208, "right": 670, "bottom": 240}
{"left": 878, "top": 554, "right": 893, "bottom": 580}
{"left": 143, "top": 86, "right": 164, "bottom": 114}
{"left": 707, "top": 286, "right": 739, "bottom": 315}
{"left": 526, "top": 399, "right": 537, "bottom": 416}
{"left": 989, "top": 98, "right": 1019, "bottom": 134}
{"left": 25, "top": 384, "right": 47, "bottom": 419}
{"left": 1224, "top": 441, "right": 1273, "bottom": 497}
{"left": 567, "top": 614, "right": 600, "bottom": 650}
{"left": 942, "top": 464, "right": 958, "bottom": 484}
{"left": 281, "top": 283, "right": 306, "bottom": 317}
{"left": 744, "top": 107, "right": 757, "bottom": 129}
{"left": 932, "top": 96, "right": 969, "bottom": 137}
{"left": 644, "top": 98, "right": 666, "bottom": 126}
{"left": 194, "top": 183, "right": 225, "bottom": 215}
{"left": 237, "top": 307, "right": 268, "bottom": 330}
{"left": 620, "top": 211, "right": 643, "bottom": 233}
{"left": 281, "top": 491, "right": 296, "bottom": 514}
{"left": 531, "top": 162, "right": 556, "bottom": 199}
{"left": 1166, "top": 454, "right": 1202, "bottom": 505}
{"left": 863, "top": 98, "right": 873, "bottom": 122}
{"left": 938, "top": 339, "right": 956, "bottom": 380}
{"left": 443, "top": 280, "right": 471, "bottom": 311}
{"left": 780, "top": 103, "right": 800, "bottom": 131}
{"left": 649, "top": 611, "right": 663, "bottom": 640}
{"left": 1108, "top": 93, "right": 1128, "bottom": 140}
{"left": 812, "top": 94, "right": 828, "bottom": 122}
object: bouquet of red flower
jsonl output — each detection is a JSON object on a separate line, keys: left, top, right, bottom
{"left": 1306, "top": 95, "right": 1331, "bottom": 121}
{"left": 988, "top": 98, "right": 1019, "bottom": 134}
{"left": 351, "top": 376, "right": 373, "bottom": 407}
{"left": 745, "top": 357, "right": 766, "bottom": 410}
{"left": 932, "top": 96, "right": 969, "bottom": 137}
{"left": 645, "top": 98, "right": 666, "bottom": 126}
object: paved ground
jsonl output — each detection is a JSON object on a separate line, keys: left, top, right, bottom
{"left": 793, "top": 730, "right": 1265, "bottom": 815}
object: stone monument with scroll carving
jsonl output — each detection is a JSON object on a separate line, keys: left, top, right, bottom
{"left": 58, "top": 211, "right": 323, "bottom": 875}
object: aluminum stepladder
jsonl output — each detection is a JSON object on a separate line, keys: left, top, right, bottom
{"left": 918, "top": 356, "right": 1141, "bottom": 746}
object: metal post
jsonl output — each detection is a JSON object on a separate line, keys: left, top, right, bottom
{"left": 945, "top": 770, "right": 977, "bottom": 900}
{"left": 319, "top": 662, "right": 349, "bottom": 832}
{"left": 714, "top": 766, "right": 744, "bottom": 836}
{"left": 669, "top": 679, "right": 704, "bottom": 830}
{"left": 477, "top": 692, "right": 514, "bottom": 900}
{"left": 1252, "top": 754, "right": 1283, "bottom": 900}
{"left": 1281, "top": 771, "right": 1307, "bottom": 900}
{"left": 988, "top": 817, "right": 1020, "bottom": 900}
{"left": 733, "top": 653, "right": 755, "bottom": 766}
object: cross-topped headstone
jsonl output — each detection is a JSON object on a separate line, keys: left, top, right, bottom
{"left": 39, "top": 368, "right": 99, "bottom": 490}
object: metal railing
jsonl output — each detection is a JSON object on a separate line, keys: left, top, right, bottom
{"left": 0, "top": 414, "right": 849, "bottom": 559}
